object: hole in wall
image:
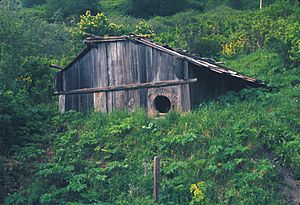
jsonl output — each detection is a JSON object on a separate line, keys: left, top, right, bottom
{"left": 154, "top": 95, "right": 171, "bottom": 113}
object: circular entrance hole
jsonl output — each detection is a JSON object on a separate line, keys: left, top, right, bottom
{"left": 154, "top": 95, "right": 171, "bottom": 113}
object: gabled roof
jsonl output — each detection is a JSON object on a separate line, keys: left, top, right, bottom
{"left": 62, "top": 35, "right": 267, "bottom": 88}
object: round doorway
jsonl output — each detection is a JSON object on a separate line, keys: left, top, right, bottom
{"left": 153, "top": 95, "right": 171, "bottom": 113}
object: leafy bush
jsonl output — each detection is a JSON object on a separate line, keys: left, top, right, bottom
{"left": 77, "top": 11, "right": 126, "bottom": 36}
{"left": 44, "top": 0, "right": 100, "bottom": 20}
{"left": 128, "top": 0, "right": 192, "bottom": 18}
{"left": 74, "top": 11, "right": 155, "bottom": 38}
{"left": 7, "top": 75, "right": 299, "bottom": 204}
{"left": 21, "top": 0, "right": 46, "bottom": 8}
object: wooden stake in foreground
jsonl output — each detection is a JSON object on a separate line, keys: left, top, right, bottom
{"left": 154, "top": 156, "right": 160, "bottom": 203}
{"left": 260, "top": 0, "right": 263, "bottom": 9}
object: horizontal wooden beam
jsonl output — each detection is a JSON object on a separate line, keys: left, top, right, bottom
{"left": 55, "top": 78, "right": 197, "bottom": 95}
{"left": 84, "top": 38, "right": 126, "bottom": 43}
{"left": 50, "top": 64, "right": 63, "bottom": 70}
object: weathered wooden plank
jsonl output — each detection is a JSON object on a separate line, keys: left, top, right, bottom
{"left": 76, "top": 61, "right": 81, "bottom": 111}
{"left": 54, "top": 72, "right": 63, "bottom": 92}
{"left": 50, "top": 64, "right": 63, "bottom": 70}
{"left": 65, "top": 68, "right": 70, "bottom": 90}
{"left": 123, "top": 41, "right": 131, "bottom": 110}
{"left": 93, "top": 46, "right": 100, "bottom": 112}
{"left": 106, "top": 42, "right": 115, "bottom": 112}
{"left": 134, "top": 42, "right": 141, "bottom": 109}
{"left": 131, "top": 41, "right": 138, "bottom": 83}
{"left": 179, "top": 61, "right": 191, "bottom": 112}
{"left": 85, "top": 51, "right": 92, "bottom": 88}
{"left": 61, "top": 48, "right": 97, "bottom": 113}
{"left": 86, "top": 39, "right": 126, "bottom": 43}
{"left": 153, "top": 156, "right": 160, "bottom": 203}
{"left": 87, "top": 93, "right": 93, "bottom": 113}
{"left": 62, "top": 70, "right": 67, "bottom": 91}
{"left": 65, "top": 68, "right": 72, "bottom": 110}
{"left": 55, "top": 78, "right": 197, "bottom": 95}
{"left": 138, "top": 44, "right": 147, "bottom": 108}
{"left": 167, "top": 53, "right": 178, "bottom": 98}
{"left": 75, "top": 62, "right": 80, "bottom": 110}
{"left": 174, "top": 58, "right": 184, "bottom": 79}
{"left": 59, "top": 95, "right": 65, "bottom": 113}
{"left": 94, "top": 93, "right": 100, "bottom": 111}
{"left": 79, "top": 94, "right": 84, "bottom": 112}
{"left": 71, "top": 68, "right": 76, "bottom": 110}
{"left": 61, "top": 70, "right": 67, "bottom": 111}
{"left": 183, "top": 60, "right": 189, "bottom": 80}
{"left": 114, "top": 41, "right": 125, "bottom": 109}
{"left": 153, "top": 48, "right": 160, "bottom": 81}
{"left": 146, "top": 46, "right": 153, "bottom": 82}
{"left": 138, "top": 43, "right": 147, "bottom": 83}
{"left": 168, "top": 53, "right": 175, "bottom": 80}
{"left": 127, "top": 41, "right": 140, "bottom": 110}
{"left": 95, "top": 42, "right": 108, "bottom": 112}
{"left": 65, "top": 94, "right": 72, "bottom": 111}
{"left": 74, "top": 64, "right": 79, "bottom": 110}
{"left": 78, "top": 55, "right": 85, "bottom": 111}
{"left": 90, "top": 48, "right": 95, "bottom": 88}
{"left": 86, "top": 50, "right": 94, "bottom": 112}
{"left": 139, "top": 88, "right": 148, "bottom": 108}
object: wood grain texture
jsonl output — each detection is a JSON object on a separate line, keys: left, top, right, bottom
{"left": 54, "top": 71, "right": 63, "bottom": 92}
{"left": 56, "top": 39, "right": 235, "bottom": 114}
{"left": 153, "top": 156, "right": 160, "bottom": 203}
{"left": 59, "top": 95, "right": 65, "bottom": 113}
{"left": 62, "top": 48, "right": 96, "bottom": 112}
{"left": 60, "top": 40, "right": 190, "bottom": 113}
{"left": 55, "top": 79, "right": 197, "bottom": 95}
{"left": 179, "top": 61, "right": 191, "bottom": 112}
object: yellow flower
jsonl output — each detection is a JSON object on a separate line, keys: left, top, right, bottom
{"left": 190, "top": 181, "right": 205, "bottom": 203}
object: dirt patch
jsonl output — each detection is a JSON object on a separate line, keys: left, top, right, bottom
{"left": 279, "top": 168, "right": 300, "bottom": 205}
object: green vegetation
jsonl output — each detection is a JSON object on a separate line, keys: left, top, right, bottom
{"left": 0, "top": 0, "right": 299, "bottom": 204}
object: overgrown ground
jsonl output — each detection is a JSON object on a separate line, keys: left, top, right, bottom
{"left": 0, "top": 0, "right": 299, "bottom": 204}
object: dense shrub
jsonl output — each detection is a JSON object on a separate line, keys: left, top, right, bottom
{"left": 6, "top": 82, "right": 298, "bottom": 204}
{"left": 0, "top": 5, "right": 77, "bottom": 203}
{"left": 44, "top": 0, "right": 100, "bottom": 20}
{"left": 74, "top": 11, "right": 154, "bottom": 38}
{"left": 129, "top": 0, "right": 193, "bottom": 18}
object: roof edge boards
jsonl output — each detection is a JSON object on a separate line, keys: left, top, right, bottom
{"left": 60, "top": 35, "right": 267, "bottom": 88}
{"left": 134, "top": 38, "right": 267, "bottom": 87}
{"left": 84, "top": 34, "right": 149, "bottom": 43}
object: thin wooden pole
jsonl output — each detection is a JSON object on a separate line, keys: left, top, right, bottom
{"left": 260, "top": 0, "right": 263, "bottom": 9}
{"left": 50, "top": 64, "right": 63, "bottom": 70}
{"left": 154, "top": 156, "right": 160, "bottom": 203}
{"left": 54, "top": 78, "right": 197, "bottom": 96}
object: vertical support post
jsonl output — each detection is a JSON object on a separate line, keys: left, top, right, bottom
{"left": 59, "top": 95, "right": 65, "bottom": 113}
{"left": 154, "top": 156, "right": 160, "bottom": 203}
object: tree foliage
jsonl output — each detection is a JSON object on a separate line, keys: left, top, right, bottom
{"left": 74, "top": 11, "right": 154, "bottom": 38}
{"left": 129, "top": 0, "right": 192, "bottom": 18}
{"left": 152, "top": 1, "right": 300, "bottom": 65}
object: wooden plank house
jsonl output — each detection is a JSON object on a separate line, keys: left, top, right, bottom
{"left": 53, "top": 35, "right": 266, "bottom": 115}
